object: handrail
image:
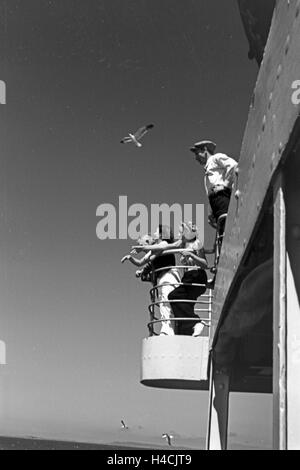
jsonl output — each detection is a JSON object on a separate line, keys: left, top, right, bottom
{"left": 148, "top": 299, "right": 211, "bottom": 314}
{"left": 147, "top": 317, "right": 211, "bottom": 335}
{"left": 131, "top": 248, "right": 199, "bottom": 254}
{"left": 150, "top": 282, "right": 210, "bottom": 292}
{"left": 153, "top": 264, "right": 217, "bottom": 274}
{"left": 153, "top": 265, "right": 205, "bottom": 274}
{"left": 148, "top": 317, "right": 211, "bottom": 326}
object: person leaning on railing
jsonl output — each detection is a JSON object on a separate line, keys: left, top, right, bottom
{"left": 168, "top": 222, "right": 208, "bottom": 337}
{"left": 121, "top": 225, "right": 181, "bottom": 336}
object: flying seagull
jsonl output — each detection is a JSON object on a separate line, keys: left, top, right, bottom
{"left": 120, "top": 124, "right": 154, "bottom": 147}
{"left": 121, "top": 420, "right": 129, "bottom": 430}
{"left": 162, "top": 433, "right": 173, "bottom": 446}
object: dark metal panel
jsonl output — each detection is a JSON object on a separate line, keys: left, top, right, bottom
{"left": 286, "top": 255, "right": 300, "bottom": 449}
{"left": 284, "top": 141, "right": 300, "bottom": 449}
{"left": 211, "top": 0, "right": 300, "bottom": 345}
{"left": 237, "top": 0, "right": 276, "bottom": 65}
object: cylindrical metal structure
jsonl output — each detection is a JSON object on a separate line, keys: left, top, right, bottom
{"left": 141, "top": 335, "right": 209, "bottom": 390}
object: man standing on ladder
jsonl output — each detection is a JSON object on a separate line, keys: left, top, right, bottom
{"left": 190, "top": 140, "right": 238, "bottom": 232}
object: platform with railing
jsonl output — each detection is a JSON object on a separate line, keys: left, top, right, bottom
{"left": 140, "top": 253, "right": 213, "bottom": 390}
{"left": 138, "top": 217, "right": 227, "bottom": 390}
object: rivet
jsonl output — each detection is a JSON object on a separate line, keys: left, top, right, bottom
{"left": 262, "top": 115, "right": 266, "bottom": 131}
{"left": 279, "top": 142, "right": 283, "bottom": 154}
{"left": 296, "top": 1, "right": 300, "bottom": 17}
{"left": 277, "top": 64, "right": 282, "bottom": 79}
{"left": 252, "top": 154, "right": 256, "bottom": 168}
{"left": 243, "top": 239, "right": 247, "bottom": 246}
{"left": 268, "top": 92, "right": 273, "bottom": 109}
{"left": 285, "top": 35, "right": 290, "bottom": 55}
{"left": 270, "top": 151, "right": 276, "bottom": 170}
{"left": 235, "top": 189, "right": 241, "bottom": 199}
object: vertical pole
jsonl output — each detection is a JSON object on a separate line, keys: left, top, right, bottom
{"left": 206, "top": 359, "right": 230, "bottom": 450}
{"left": 206, "top": 354, "right": 214, "bottom": 449}
{"left": 205, "top": 291, "right": 214, "bottom": 449}
{"left": 0, "top": 340, "right": 6, "bottom": 429}
{"left": 149, "top": 262, "right": 156, "bottom": 336}
{"left": 273, "top": 176, "right": 287, "bottom": 450}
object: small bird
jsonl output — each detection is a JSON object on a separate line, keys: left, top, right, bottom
{"left": 121, "top": 420, "right": 129, "bottom": 430}
{"left": 120, "top": 124, "right": 154, "bottom": 147}
{"left": 162, "top": 433, "right": 173, "bottom": 446}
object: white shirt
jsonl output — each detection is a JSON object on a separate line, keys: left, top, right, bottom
{"left": 204, "top": 153, "right": 238, "bottom": 195}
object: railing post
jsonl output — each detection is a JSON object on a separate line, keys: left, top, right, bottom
{"left": 273, "top": 175, "right": 287, "bottom": 450}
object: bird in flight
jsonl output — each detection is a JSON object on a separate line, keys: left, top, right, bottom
{"left": 162, "top": 433, "right": 173, "bottom": 446}
{"left": 120, "top": 124, "right": 154, "bottom": 147}
{"left": 121, "top": 420, "right": 129, "bottom": 430}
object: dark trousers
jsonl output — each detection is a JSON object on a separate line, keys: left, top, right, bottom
{"left": 208, "top": 188, "right": 231, "bottom": 221}
{"left": 168, "top": 269, "right": 207, "bottom": 335}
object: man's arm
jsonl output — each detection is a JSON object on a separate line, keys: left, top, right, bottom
{"left": 131, "top": 239, "right": 183, "bottom": 253}
{"left": 181, "top": 247, "right": 208, "bottom": 269}
{"left": 121, "top": 251, "right": 152, "bottom": 266}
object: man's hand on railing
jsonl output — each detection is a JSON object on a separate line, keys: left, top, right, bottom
{"left": 208, "top": 213, "right": 217, "bottom": 227}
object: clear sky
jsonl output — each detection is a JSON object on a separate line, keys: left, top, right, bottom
{"left": 0, "top": 0, "right": 272, "bottom": 448}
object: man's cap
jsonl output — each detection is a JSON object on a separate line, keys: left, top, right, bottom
{"left": 190, "top": 140, "right": 217, "bottom": 154}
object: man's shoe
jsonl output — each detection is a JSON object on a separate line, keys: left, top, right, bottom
{"left": 192, "top": 323, "right": 204, "bottom": 337}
